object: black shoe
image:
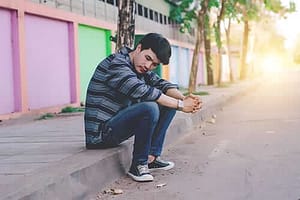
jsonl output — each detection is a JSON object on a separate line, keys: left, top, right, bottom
{"left": 148, "top": 157, "right": 175, "bottom": 171}
{"left": 127, "top": 164, "right": 154, "bottom": 182}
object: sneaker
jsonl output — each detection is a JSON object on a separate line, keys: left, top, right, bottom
{"left": 148, "top": 157, "right": 175, "bottom": 171}
{"left": 127, "top": 164, "right": 154, "bottom": 182}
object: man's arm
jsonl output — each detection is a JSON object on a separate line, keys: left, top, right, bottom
{"left": 165, "top": 88, "right": 185, "bottom": 100}
{"left": 156, "top": 93, "right": 196, "bottom": 113}
{"left": 164, "top": 88, "right": 203, "bottom": 113}
{"left": 156, "top": 93, "right": 178, "bottom": 109}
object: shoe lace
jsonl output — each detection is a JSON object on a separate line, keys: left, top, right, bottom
{"left": 137, "top": 165, "right": 150, "bottom": 174}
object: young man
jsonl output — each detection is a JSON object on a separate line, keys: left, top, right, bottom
{"left": 84, "top": 33, "right": 202, "bottom": 182}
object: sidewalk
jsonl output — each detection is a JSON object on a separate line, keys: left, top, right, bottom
{"left": 0, "top": 79, "right": 260, "bottom": 200}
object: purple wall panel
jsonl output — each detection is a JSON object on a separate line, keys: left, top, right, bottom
{"left": 25, "top": 15, "right": 71, "bottom": 109}
{"left": 0, "top": 9, "right": 15, "bottom": 114}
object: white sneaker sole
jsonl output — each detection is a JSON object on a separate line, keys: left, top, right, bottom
{"left": 127, "top": 172, "right": 154, "bottom": 182}
{"left": 149, "top": 161, "right": 175, "bottom": 171}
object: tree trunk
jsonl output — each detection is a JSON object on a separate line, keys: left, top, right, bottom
{"left": 240, "top": 19, "right": 249, "bottom": 80}
{"left": 204, "top": 14, "right": 213, "bottom": 85}
{"left": 225, "top": 19, "right": 234, "bottom": 82}
{"left": 216, "top": 22, "right": 222, "bottom": 85}
{"left": 217, "top": 48, "right": 222, "bottom": 85}
{"left": 116, "top": 0, "right": 135, "bottom": 51}
{"left": 188, "top": 11, "right": 204, "bottom": 93}
{"left": 216, "top": 0, "right": 225, "bottom": 86}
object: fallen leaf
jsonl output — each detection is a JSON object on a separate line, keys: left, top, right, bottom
{"left": 103, "top": 188, "right": 123, "bottom": 195}
{"left": 103, "top": 189, "right": 112, "bottom": 194}
{"left": 111, "top": 189, "right": 123, "bottom": 195}
{"left": 206, "top": 118, "right": 216, "bottom": 124}
{"left": 156, "top": 183, "right": 167, "bottom": 188}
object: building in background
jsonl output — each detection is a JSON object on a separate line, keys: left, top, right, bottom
{"left": 0, "top": 0, "right": 207, "bottom": 119}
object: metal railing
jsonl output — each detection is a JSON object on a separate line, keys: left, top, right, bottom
{"left": 29, "top": 0, "right": 195, "bottom": 44}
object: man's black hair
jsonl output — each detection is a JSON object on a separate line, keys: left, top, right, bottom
{"left": 137, "top": 33, "right": 171, "bottom": 65}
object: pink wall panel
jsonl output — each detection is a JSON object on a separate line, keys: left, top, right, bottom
{"left": 25, "top": 14, "right": 71, "bottom": 109}
{"left": 0, "top": 9, "right": 15, "bottom": 114}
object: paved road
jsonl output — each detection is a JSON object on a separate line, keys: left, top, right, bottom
{"left": 95, "top": 69, "right": 300, "bottom": 200}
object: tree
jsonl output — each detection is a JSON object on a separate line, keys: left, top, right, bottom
{"left": 116, "top": 0, "right": 136, "bottom": 50}
{"left": 189, "top": 9, "right": 204, "bottom": 93}
{"left": 223, "top": 0, "right": 239, "bottom": 82}
{"left": 213, "top": 0, "right": 226, "bottom": 85}
{"left": 170, "top": 0, "right": 218, "bottom": 92}
{"left": 189, "top": 0, "right": 214, "bottom": 92}
{"left": 238, "top": 0, "right": 295, "bottom": 79}
{"left": 203, "top": 4, "right": 214, "bottom": 86}
{"left": 237, "top": 0, "right": 259, "bottom": 80}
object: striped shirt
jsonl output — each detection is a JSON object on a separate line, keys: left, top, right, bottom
{"left": 84, "top": 47, "right": 178, "bottom": 145}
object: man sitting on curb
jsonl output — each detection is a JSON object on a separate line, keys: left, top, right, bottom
{"left": 84, "top": 33, "right": 202, "bottom": 182}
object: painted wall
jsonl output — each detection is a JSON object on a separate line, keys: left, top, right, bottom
{"left": 162, "top": 65, "right": 170, "bottom": 81}
{"left": 178, "top": 47, "right": 191, "bottom": 88}
{"left": 25, "top": 14, "right": 72, "bottom": 109}
{"left": 136, "top": 0, "right": 170, "bottom": 16}
{"left": 0, "top": 9, "right": 15, "bottom": 114}
{"left": 195, "top": 51, "right": 205, "bottom": 85}
{"left": 78, "top": 25, "right": 111, "bottom": 102}
{"left": 221, "top": 54, "right": 230, "bottom": 82}
{"left": 169, "top": 45, "right": 179, "bottom": 84}
{"left": 0, "top": 0, "right": 198, "bottom": 119}
{"left": 185, "top": 50, "right": 205, "bottom": 87}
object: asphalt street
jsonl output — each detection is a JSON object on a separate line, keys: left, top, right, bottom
{"left": 95, "top": 68, "right": 300, "bottom": 200}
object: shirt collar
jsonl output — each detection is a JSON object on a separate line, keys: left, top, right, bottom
{"left": 118, "top": 46, "right": 136, "bottom": 70}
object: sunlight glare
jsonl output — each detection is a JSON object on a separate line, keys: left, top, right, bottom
{"left": 260, "top": 55, "right": 283, "bottom": 73}
{"left": 276, "top": 1, "right": 300, "bottom": 50}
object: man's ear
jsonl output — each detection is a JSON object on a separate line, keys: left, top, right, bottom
{"left": 136, "top": 44, "right": 142, "bottom": 52}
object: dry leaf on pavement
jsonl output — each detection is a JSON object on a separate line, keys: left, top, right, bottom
{"left": 103, "top": 188, "right": 123, "bottom": 195}
{"left": 206, "top": 118, "right": 216, "bottom": 124}
{"left": 156, "top": 183, "right": 167, "bottom": 188}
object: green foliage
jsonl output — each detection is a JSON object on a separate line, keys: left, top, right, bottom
{"left": 61, "top": 106, "right": 85, "bottom": 113}
{"left": 37, "top": 113, "right": 54, "bottom": 120}
{"left": 224, "top": 0, "right": 238, "bottom": 19}
{"left": 183, "top": 91, "right": 210, "bottom": 96}
{"left": 217, "top": 82, "right": 231, "bottom": 88}
{"left": 289, "top": 1, "right": 296, "bottom": 12}
{"left": 204, "top": 14, "right": 211, "bottom": 37}
{"left": 264, "top": 0, "right": 284, "bottom": 13}
{"left": 169, "top": 0, "right": 220, "bottom": 34}
{"left": 241, "top": 1, "right": 259, "bottom": 21}
{"left": 213, "top": 23, "right": 221, "bottom": 48}
{"left": 169, "top": 0, "right": 197, "bottom": 33}
{"left": 208, "top": 0, "right": 219, "bottom": 8}
{"left": 225, "top": 0, "right": 259, "bottom": 22}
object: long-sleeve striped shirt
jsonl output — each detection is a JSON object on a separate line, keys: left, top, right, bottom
{"left": 84, "top": 47, "right": 178, "bottom": 145}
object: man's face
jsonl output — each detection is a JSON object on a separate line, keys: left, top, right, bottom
{"left": 133, "top": 45, "right": 160, "bottom": 74}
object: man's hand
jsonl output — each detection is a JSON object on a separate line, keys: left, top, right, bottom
{"left": 183, "top": 94, "right": 203, "bottom": 113}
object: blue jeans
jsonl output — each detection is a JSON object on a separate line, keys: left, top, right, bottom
{"left": 102, "top": 102, "right": 176, "bottom": 165}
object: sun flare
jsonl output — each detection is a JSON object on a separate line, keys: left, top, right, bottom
{"left": 260, "top": 55, "right": 283, "bottom": 73}
{"left": 276, "top": 2, "right": 300, "bottom": 50}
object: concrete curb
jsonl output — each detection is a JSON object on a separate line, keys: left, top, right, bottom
{"left": 1, "top": 80, "right": 260, "bottom": 200}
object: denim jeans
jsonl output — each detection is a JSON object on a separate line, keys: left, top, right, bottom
{"left": 102, "top": 102, "right": 176, "bottom": 165}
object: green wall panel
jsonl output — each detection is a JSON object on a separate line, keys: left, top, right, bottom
{"left": 78, "top": 25, "right": 111, "bottom": 102}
